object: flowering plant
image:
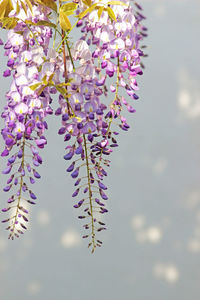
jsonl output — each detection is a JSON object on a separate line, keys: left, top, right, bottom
{"left": 0, "top": 0, "right": 147, "bottom": 252}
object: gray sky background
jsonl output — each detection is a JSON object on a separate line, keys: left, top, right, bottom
{"left": 0, "top": 0, "right": 200, "bottom": 299}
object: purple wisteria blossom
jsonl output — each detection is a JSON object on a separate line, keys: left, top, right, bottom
{"left": 0, "top": 0, "right": 54, "bottom": 239}
{"left": 56, "top": 0, "right": 147, "bottom": 252}
{"left": 0, "top": 0, "right": 147, "bottom": 252}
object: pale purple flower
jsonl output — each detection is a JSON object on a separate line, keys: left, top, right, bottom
{"left": 82, "top": 122, "right": 96, "bottom": 134}
{"left": 14, "top": 122, "right": 25, "bottom": 134}
{"left": 14, "top": 103, "right": 28, "bottom": 115}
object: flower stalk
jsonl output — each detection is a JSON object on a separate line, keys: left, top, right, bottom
{"left": 83, "top": 134, "right": 96, "bottom": 252}
{"left": 9, "top": 137, "right": 25, "bottom": 239}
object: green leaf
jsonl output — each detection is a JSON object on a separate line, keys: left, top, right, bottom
{"left": 0, "top": 7, "right": 6, "bottom": 19}
{"left": 42, "top": 74, "right": 48, "bottom": 85}
{"left": 108, "top": 1, "right": 127, "bottom": 5}
{"left": 16, "top": 1, "right": 20, "bottom": 14}
{"left": 1, "top": 17, "right": 18, "bottom": 29}
{"left": 56, "top": 85, "right": 68, "bottom": 96}
{"left": 59, "top": 9, "right": 71, "bottom": 31}
{"left": 15, "top": 31, "right": 24, "bottom": 35}
{"left": 37, "top": 86, "right": 46, "bottom": 96}
{"left": 106, "top": 7, "right": 116, "bottom": 21}
{"left": 6, "top": 0, "right": 14, "bottom": 16}
{"left": 60, "top": 3, "right": 77, "bottom": 16}
{"left": 34, "top": 0, "right": 57, "bottom": 12}
{"left": 0, "top": 0, "right": 14, "bottom": 19}
{"left": 38, "top": 65, "right": 42, "bottom": 73}
{"left": 48, "top": 73, "right": 55, "bottom": 82}
{"left": 0, "top": 0, "right": 7, "bottom": 18}
{"left": 5, "top": 0, "right": 14, "bottom": 17}
{"left": 57, "top": 82, "right": 70, "bottom": 87}
{"left": 29, "top": 83, "right": 42, "bottom": 91}
{"left": 36, "top": 20, "right": 56, "bottom": 28}
{"left": 20, "top": 0, "right": 27, "bottom": 15}
{"left": 82, "top": 0, "right": 92, "bottom": 7}
{"left": 25, "top": 0, "right": 33, "bottom": 13}
{"left": 78, "top": 3, "right": 98, "bottom": 19}
{"left": 24, "top": 20, "right": 34, "bottom": 25}
{"left": 97, "top": 6, "right": 104, "bottom": 19}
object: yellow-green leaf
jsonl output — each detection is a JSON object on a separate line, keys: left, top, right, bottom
{"left": 48, "top": 73, "right": 55, "bottom": 82}
{"left": 6, "top": 0, "right": 14, "bottom": 16}
{"left": 35, "top": 0, "right": 57, "bottom": 12}
{"left": 1, "top": 17, "right": 18, "bottom": 29}
{"left": 20, "top": 0, "right": 27, "bottom": 15}
{"left": 56, "top": 85, "right": 67, "bottom": 96}
{"left": 97, "top": 6, "right": 104, "bottom": 20}
{"left": 59, "top": 9, "right": 71, "bottom": 31}
{"left": 78, "top": 3, "right": 98, "bottom": 19}
{"left": 25, "top": 0, "right": 33, "bottom": 13}
{"left": 0, "top": 0, "right": 14, "bottom": 19}
{"left": 0, "top": 0, "right": 7, "bottom": 18}
{"left": 82, "top": 0, "right": 92, "bottom": 7}
{"left": 106, "top": 7, "right": 116, "bottom": 21}
{"left": 29, "top": 83, "right": 42, "bottom": 91}
{"left": 38, "top": 65, "right": 42, "bottom": 72}
{"left": 42, "top": 74, "right": 48, "bottom": 85}
{"left": 25, "top": 20, "right": 35, "bottom": 25}
{"left": 37, "top": 86, "right": 46, "bottom": 96}
{"left": 57, "top": 82, "right": 70, "bottom": 87}
{"left": 108, "top": 1, "right": 127, "bottom": 6}
{"left": 15, "top": 31, "right": 24, "bottom": 35}
{"left": 16, "top": 1, "right": 20, "bottom": 14}
{"left": 36, "top": 20, "right": 56, "bottom": 28}
{"left": 60, "top": 3, "right": 77, "bottom": 16}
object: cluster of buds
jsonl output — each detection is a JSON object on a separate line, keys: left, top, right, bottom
{"left": 0, "top": 0, "right": 147, "bottom": 252}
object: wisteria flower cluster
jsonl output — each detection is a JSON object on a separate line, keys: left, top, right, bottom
{"left": 0, "top": 0, "right": 147, "bottom": 252}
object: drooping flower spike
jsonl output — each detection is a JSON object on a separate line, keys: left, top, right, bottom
{"left": 0, "top": 0, "right": 147, "bottom": 252}
{"left": 55, "top": 0, "right": 147, "bottom": 252}
{"left": 0, "top": 0, "right": 54, "bottom": 239}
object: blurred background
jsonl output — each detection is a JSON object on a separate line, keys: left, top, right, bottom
{"left": 0, "top": 0, "right": 200, "bottom": 299}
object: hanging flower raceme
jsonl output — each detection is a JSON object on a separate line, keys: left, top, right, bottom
{"left": 0, "top": 0, "right": 54, "bottom": 239}
{"left": 56, "top": 0, "right": 147, "bottom": 251}
{"left": 78, "top": 0, "right": 147, "bottom": 128}
{"left": 55, "top": 38, "right": 111, "bottom": 251}
{"left": 0, "top": 0, "right": 147, "bottom": 252}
